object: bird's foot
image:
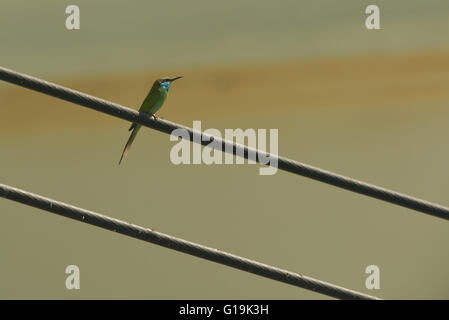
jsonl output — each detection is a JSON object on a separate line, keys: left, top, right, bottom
{"left": 151, "top": 114, "right": 159, "bottom": 121}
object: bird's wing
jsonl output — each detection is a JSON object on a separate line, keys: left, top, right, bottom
{"left": 139, "top": 85, "right": 162, "bottom": 113}
{"left": 128, "top": 84, "right": 161, "bottom": 131}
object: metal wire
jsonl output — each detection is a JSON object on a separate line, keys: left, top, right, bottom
{"left": 0, "top": 182, "right": 380, "bottom": 300}
{"left": 0, "top": 65, "right": 448, "bottom": 222}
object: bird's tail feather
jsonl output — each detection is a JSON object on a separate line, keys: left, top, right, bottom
{"left": 119, "top": 124, "right": 141, "bottom": 165}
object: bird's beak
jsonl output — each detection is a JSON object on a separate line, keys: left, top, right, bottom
{"left": 169, "top": 76, "right": 183, "bottom": 82}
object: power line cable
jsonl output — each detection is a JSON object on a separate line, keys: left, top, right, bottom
{"left": 0, "top": 182, "right": 380, "bottom": 300}
{"left": 0, "top": 65, "right": 448, "bottom": 222}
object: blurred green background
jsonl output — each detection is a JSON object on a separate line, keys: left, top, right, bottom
{"left": 0, "top": 0, "right": 448, "bottom": 299}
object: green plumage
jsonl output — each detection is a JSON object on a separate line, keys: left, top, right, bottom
{"left": 119, "top": 76, "right": 182, "bottom": 164}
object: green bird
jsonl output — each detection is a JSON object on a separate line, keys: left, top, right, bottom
{"left": 119, "top": 76, "right": 182, "bottom": 164}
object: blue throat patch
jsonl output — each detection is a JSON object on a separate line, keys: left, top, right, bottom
{"left": 160, "top": 81, "right": 171, "bottom": 92}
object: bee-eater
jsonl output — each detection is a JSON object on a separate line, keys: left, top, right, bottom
{"left": 119, "top": 76, "right": 182, "bottom": 164}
